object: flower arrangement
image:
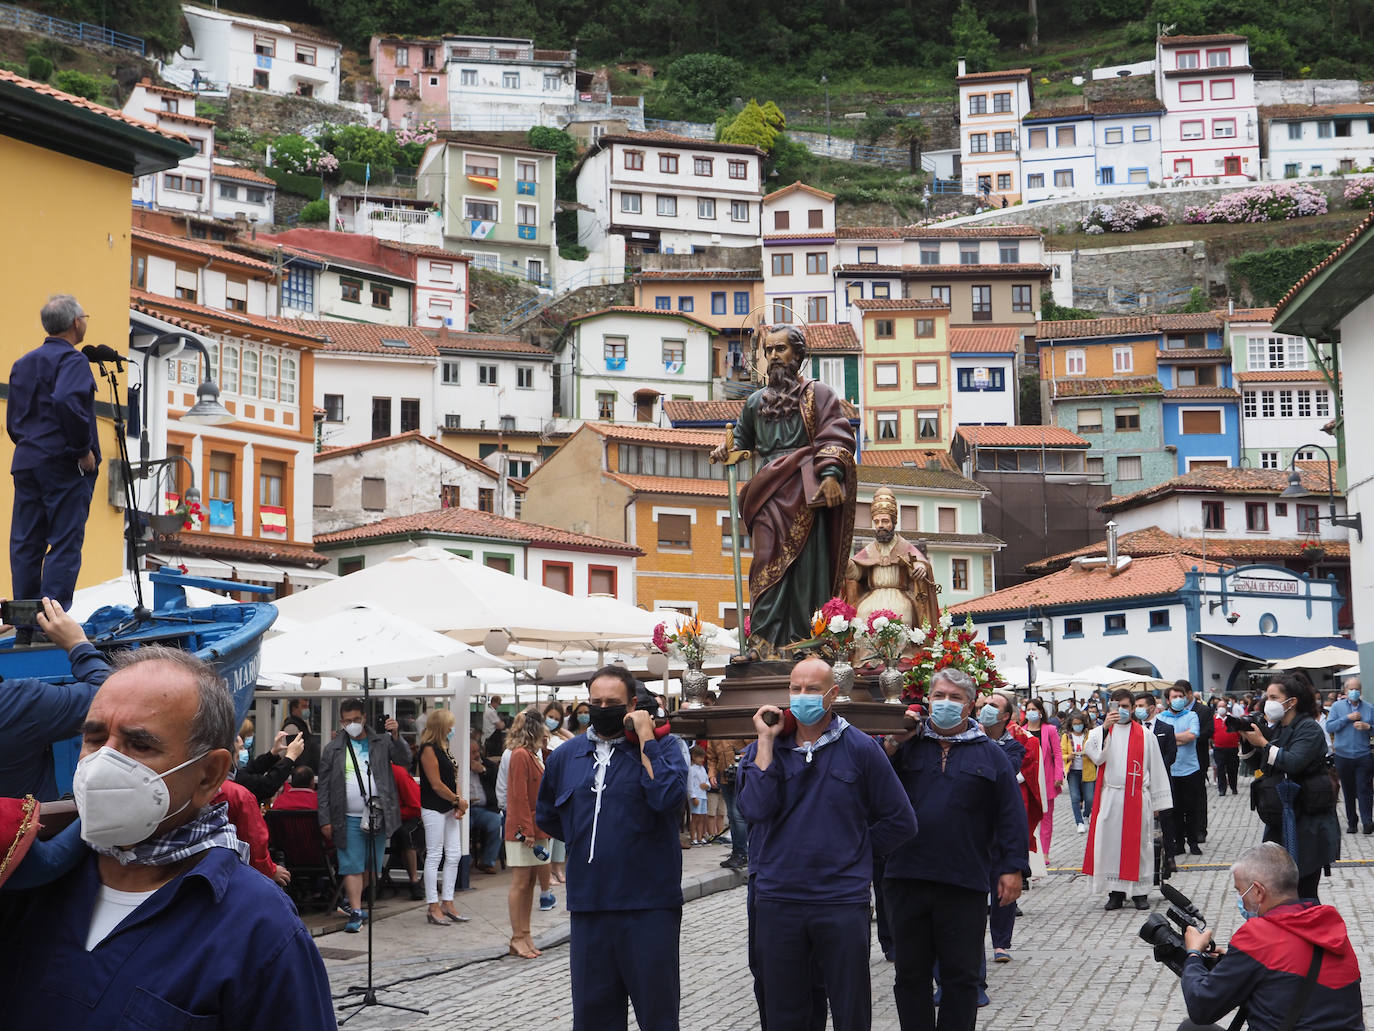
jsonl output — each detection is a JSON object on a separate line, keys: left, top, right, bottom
{"left": 1183, "top": 182, "right": 1327, "bottom": 225}
{"left": 1080, "top": 200, "right": 1169, "bottom": 234}
{"left": 900, "top": 611, "right": 1006, "bottom": 705}
{"left": 1299, "top": 538, "right": 1323, "bottom": 552}
{"left": 653, "top": 616, "right": 708, "bottom": 666}
{"left": 174, "top": 498, "right": 204, "bottom": 530}
{"left": 859, "top": 609, "right": 912, "bottom": 666}
{"left": 794, "top": 596, "right": 861, "bottom": 659}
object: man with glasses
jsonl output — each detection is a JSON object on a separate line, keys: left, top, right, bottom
{"left": 8, "top": 295, "right": 100, "bottom": 634}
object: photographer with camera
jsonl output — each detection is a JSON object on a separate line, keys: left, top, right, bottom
{"left": 1238, "top": 674, "right": 1341, "bottom": 902}
{"left": 1175, "top": 842, "right": 1362, "bottom": 1031}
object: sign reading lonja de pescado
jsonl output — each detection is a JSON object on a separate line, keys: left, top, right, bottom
{"left": 1231, "top": 577, "right": 1300, "bottom": 596}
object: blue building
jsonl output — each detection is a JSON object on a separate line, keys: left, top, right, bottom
{"left": 1155, "top": 323, "right": 1240, "bottom": 472}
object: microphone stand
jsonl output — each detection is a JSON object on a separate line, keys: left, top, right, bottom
{"left": 88, "top": 353, "right": 149, "bottom": 619}
{"left": 337, "top": 669, "right": 429, "bottom": 1023}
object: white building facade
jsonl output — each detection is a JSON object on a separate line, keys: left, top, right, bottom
{"left": 1156, "top": 33, "right": 1259, "bottom": 181}
{"left": 212, "top": 162, "right": 276, "bottom": 224}
{"left": 957, "top": 62, "right": 1034, "bottom": 203}
{"left": 762, "top": 182, "right": 838, "bottom": 325}
{"left": 435, "top": 334, "right": 555, "bottom": 435}
{"left": 443, "top": 37, "right": 576, "bottom": 131}
{"left": 1262, "top": 104, "right": 1374, "bottom": 178}
{"left": 175, "top": 5, "right": 341, "bottom": 101}
{"left": 950, "top": 327, "right": 1019, "bottom": 426}
{"left": 125, "top": 81, "right": 214, "bottom": 215}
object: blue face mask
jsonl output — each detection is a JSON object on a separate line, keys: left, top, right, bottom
{"left": 789, "top": 692, "right": 829, "bottom": 727}
{"left": 1026, "top": 711, "right": 1041, "bottom": 723}
{"left": 545, "top": 716, "right": 560, "bottom": 732}
{"left": 1134, "top": 707, "right": 1148, "bottom": 722}
{"left": 244, "top": 736, "right": 254, "bottom": 752}
{"left": 1170, "top": 697, "right": 1187, "bottom": 712}
{"left": 929, "top": 698, "right": 966, "bottom": 729}
{"left": 576, "top": 712, "right": 590, "bottom": 727}
{"left": 1237, "top": 882, "right": 1260, "bottom": 921}
{"left": 1349, "top": 689, "right": 1362, "bottom": 703}
{"left": 977, "top": 703, "right": 1001, "bottom": 726}
{"left": 1072, "top": 722, "right": 1084, "bottom": 732}
{"left": 237, "top": 748, "right": 249, "bottom": 766}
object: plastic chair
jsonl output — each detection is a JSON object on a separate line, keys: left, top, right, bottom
{"left": 265, "top": 808, "right": 341, "bottom": 912}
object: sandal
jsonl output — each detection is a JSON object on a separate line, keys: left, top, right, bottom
{"left": 508, "top": 936, "right": 541, "bottom": 959}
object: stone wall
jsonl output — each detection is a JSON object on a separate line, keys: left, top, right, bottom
{"left": 1064, "top": 240, "right": 1207, "bottom": 315}
{"left": 218, "top": 88, "right": 369, "bottom": 137}
{"left": 641, "top": 246, "right": 761, "bottom": 271}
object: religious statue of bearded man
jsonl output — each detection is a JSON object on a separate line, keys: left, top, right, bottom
{"left": 712, "top": 324, "right": 856, "bottom": 657}
{"left": 844, "top": 487, "right": 941, "bottom": 630}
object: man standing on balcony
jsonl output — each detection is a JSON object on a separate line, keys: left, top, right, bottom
{"left": 8, "top": 295, "right": 100, "bottom": 635}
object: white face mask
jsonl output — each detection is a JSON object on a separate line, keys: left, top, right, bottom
{"left": 1263, "top": 698, "right": 1287, "bottom": 724}
{"left": 73, "top": 746, "right": 208, "bottom": 849}
{"left": 344, "top": 721, "right": 365, "bottom": 738}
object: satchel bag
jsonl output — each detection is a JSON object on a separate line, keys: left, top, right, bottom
{"left": 344, "top": 736, "right": 385, "bottom": 833}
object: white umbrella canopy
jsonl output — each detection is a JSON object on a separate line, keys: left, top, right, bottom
{"left": 259, "top": 602, "right": 507, "bottom": 679}
{"left": 1063, "top": 665, "right": 1157, "bottom": 691}
{"left": 999, "top": 667, "right": 1077, "bottom": 690}
{"left": 1269, "top": 645, "right": 1359, "bottom": 671}
{"left": 69, "top": 573, "right": 229, "bottom": 622}
{"left": 273, "top": 547, "right": 667, "bottom": 649}
{"left": 1337, "top": 664, "right": 1360, "bottom": 678}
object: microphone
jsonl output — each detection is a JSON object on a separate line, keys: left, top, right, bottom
{"left": 81, "top": 345, "right": 102, "bottom": 366}
{"left": 89, "top": 344, "right": 127, "bottom": 369}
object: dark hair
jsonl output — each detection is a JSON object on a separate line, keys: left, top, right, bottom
{"left": 290, "top": 764, "right": 315, "bottom": 788}
{"left": 1173, "top": 679, "right": 1193, "bottom": 694}
{"left": 1109, "top": 687, "right": 1134, "bottom": 704}
{"left": 543, "top": 700, "right": 566, "bottom": 721}
{"left": 1025, "top": 696, "right": 1047, "bottom": 715}
{"left": 1133, "top": 691, "right": 1156, "bottom": 706}
{"left": 340, "top": 697, "right": 364, "bottom": 716}
{"left": 1062, "top": 708, "right": 1089, "bottom": 730}
{"left": 588, "top": 665, "right": 637, "bottom": 704}
{"left": 1267, "top": 672, "right": 1319, "bottom": 719}
{"left": 689, "top": 745, "right": 705, "bottom": 760}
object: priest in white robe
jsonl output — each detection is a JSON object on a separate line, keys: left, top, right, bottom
{"left": 1082, "top": 689, "right": 1174, "bottom": 910}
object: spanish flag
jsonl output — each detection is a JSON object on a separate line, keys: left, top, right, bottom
{"left": 466, "top": 174, "right": 498, "bottom": 190}
{"left": 260, "top": 505, "right": 287, "bottom": 533}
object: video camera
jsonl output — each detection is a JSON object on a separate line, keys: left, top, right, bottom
{"left": 1138, "top": 882, "right": 1222, "bottom": 976}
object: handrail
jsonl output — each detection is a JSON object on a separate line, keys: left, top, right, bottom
{"left": 0, "top": 2, "right": 144, "bottom": 55}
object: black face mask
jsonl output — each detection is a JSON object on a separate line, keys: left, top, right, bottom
{"left": 588, "top": 704, "right": 628, "bottom": 737}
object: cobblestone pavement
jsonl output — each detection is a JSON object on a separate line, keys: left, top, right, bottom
{"left": 324, "top": 777, "right": 1374, "bottom": 1030}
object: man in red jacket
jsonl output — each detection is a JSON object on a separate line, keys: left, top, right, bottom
{"left": 215, "top": 778, "right": 289, "bottom": 886}
{"left": 1180, "top": 842, "right": 1363, "bottom": 1031}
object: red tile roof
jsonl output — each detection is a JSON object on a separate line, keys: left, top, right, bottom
{"left": 585, "top": 422, "right": 723, "bottom": 447}
{"left": 435, "top": 331, "right": 547, "bottom": 356}
{"left": 605, "top": 472, "right": 731, "bottom": 497}
{"left": 130, "top": 289, "right": 324, "bottom": 343}
{"left": 132, "top": 227, "right": 275, "bottom": 272}
{"left": 1086, "top": 97, "right": 1166, "bottom": 116}
{"left": 1159, "top": 313, "right": 1223, "bottom": 330}
{"left": 148, "top": 107, "right": 215, "bottom": 128}
{"left": 1273, "top": 212, "right": 1374, "bottom": 319}
{"left": 1261, "top": 103, "right": 1374, "bottom": 120}
{"left": 834, "top": 227, "right": 907, "bottom": 240}
{"left": 1217, "top": 307, "right": 1276, "bottom": 322}
{"left": 1163, "top": 65, "right": 1251, "bottom": 78}
{"left": 858, "top": 449, "right": 958, "bottom": 471}
{"left": 956, "top": 425, "right": 1090, "bottom": 448}
{"left": 1158, "top": 33, "right": 1247, "bottom": 44}
{"left": 833, "top": 225, "right": 1042, "bottom": 241}
{"left": 899, "top": 263, "right": 1052, "bottom": 278}
{"left": 763, "top": 232, "right": 838, "bottom": 242}
{"left": 283, "top": 320, "right": 439, "bottom": 356}
{"left": 384, "top": 241, "right": 472, "bottom": 262}
{"left": 567, "top": 306, "right": 721, "bottom": 334}
{"left": 137, "top": 78, "right": 195, "bottom": 100}
{"left": 949, "top": 326, "right": 1018, "bottom": 353}
{"left": 1051, "top": 376, "right": 1164, "bottom": 397}
{"left": 166, "top": 533, "right": 328, "bottom": 568}
{"left": 1038, "top": 312, "right": 1221, "bottom": 338}
{"left": 1234, "top": 369, "right": 1329, "bottom": 383}
{"left": 212, "top": 162, "right": 276, "bottom": 186}
{"left": 314, "top": 430, "right": 526, "bottom": 489}
{"left": 315, "top": 506, "right": 637, "bottom": 552}
{"left": 805, "top": 323, "right": 861, "bottom": 352}
{"left": 0, "top": 69, "right": 190, "bottom": 145}
{"left": 858, "top": 465, "right": 987, "bottom": 492}
{"left": 662, "top": 397, "right": 858, "bottom": 424}
{"left": 634, "top": 269, "right": 762, "bottom": 281}
{"left": 1024, "top": 525, "right": 1351, "bottom": 574}
{"left": 1155, "top": 348, "right": 1229, "bottom": 361}
{"left": 1024, "top": 105, "right": 1092, "bottom": 121}
{"left": 1101, "top": 467, "right": 1337, "bottom": 513}
{"left": 853, "top": 298, "right": 950, "bottom": 311}
{"left": 130, "top": 294, "right": 210, "bottom": 333}
{"left": 1162, "top": 386, "right": 1239, "bottom": 399}
{"left": 956, "top": 67, "right": 1032, "bottom": 83}
{"left": 765, "top": 181, "right": 837, "bottom": 202}
{"left": 953, "top": 552, "right": 1227, "bottom": 614}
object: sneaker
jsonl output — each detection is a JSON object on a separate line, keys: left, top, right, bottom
{"left": 409, "top": 881, "right": 425, "bottom": 901}
{"left": 539, "top": 891, "right": 556, "bottom": 911}
{"left": 345, "top": 915, "right": 364, "bottom": 933}
{"left": 1076, "top": 823, "right": 1086, "bottom": 834}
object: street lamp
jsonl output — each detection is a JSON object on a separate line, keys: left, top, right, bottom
{"left": 138, "top": 332, "right": 235, "bottom": 465}
{"left": 1280, "top": 443, "right": 1362, "bottom": 541}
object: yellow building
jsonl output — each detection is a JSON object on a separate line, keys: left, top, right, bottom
{"left": 0, "top": 71, "right": 192, "bottom": 594}
{"left": 520, "top": 422, "right": 750, "bottom": 626}
{"left": 853, "top": 297, "right": 953, "bottom": 451}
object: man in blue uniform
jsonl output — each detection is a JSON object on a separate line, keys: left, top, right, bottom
{"left": 8, "top": 295, "right": 101, "bottom": 617}
{"left": 536, "top": 665, "right": 687, "bottom": 1031}
{"left": 0, "top": 645, "right": 335, "bottom": 1028}
{"left": 739, "top": 656, "right": 918, "bottom": 1031}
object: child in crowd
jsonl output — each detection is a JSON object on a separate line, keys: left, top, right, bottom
{"left": 687, "top": 746, "right": 711, "bottom": 845}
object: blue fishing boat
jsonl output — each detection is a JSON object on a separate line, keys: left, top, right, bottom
{"left": 2, "top": 567, "right": 276, "bottom": 793}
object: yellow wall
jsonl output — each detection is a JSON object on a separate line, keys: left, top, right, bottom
{"left": 631, "top": 495, "right": 751, "bottom": 622}
{"left": 0, "top": 136, "right": 137, "bottom": 594}
{"left": 861, "top": 311, "right": 953, "bottom": 449}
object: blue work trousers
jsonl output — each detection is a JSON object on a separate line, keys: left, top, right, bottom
{"left": 10, "top": 465, "right": 94, "bottom": 610}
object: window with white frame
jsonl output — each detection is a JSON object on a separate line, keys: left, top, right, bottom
{"left": 657, "top": 195, "right": 677, "bottom": 217}
{"left": 1065, "top": 349, "right": 1086, "bottom": 375}
{"left": 698, "top": 197, "right": 715, "bottom": 219}
{"left": 730, "top": 200, "right": 749, "bottom": 221}
{"left": 1260, "top": 450, "right": 1279, "bottom": 469}
{"left": 502, "top": 71, "right": 519, "bottom": 89}
{"left": 1104, "top": 127, "right": 1123, "bottom": 144}
{"left": 621, "top": 192, "right": 642, "bottom": 214}
{"left": 1247, "top": 336, "right": 1307, "bottom": 370}
{"left": 442, "top": 360, "right": 460, "bottom": 384}
{"left": 875, "top": 412, "right": 899, "bottom": 440}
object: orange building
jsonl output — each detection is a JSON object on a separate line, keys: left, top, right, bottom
{"left": 520, "top": 421, "right": 751, "bottom": 626}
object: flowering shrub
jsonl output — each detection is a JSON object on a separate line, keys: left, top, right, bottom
{"left": 900, "top": 612, "right": 1006, "bottom": 705}
{"left": 1343, "top": 176, "right": 1374, "bottom": 209}
{"left": 395, "top": 121, "right": 438, "bottom": 165}
{"left": 309, "top": 152, "right": 340, "bottom": 174}
{"left": 1079, "top": 200, "right": 1168, "bottom": 234}
{"left": 1184, "top": 182, "right": 1328, "bottom": 224}
{"left": 271, "top": 134, "right": 323, "bottom": 174}
{"left": 653, "top": 616, "right": 708, "bottom": 665}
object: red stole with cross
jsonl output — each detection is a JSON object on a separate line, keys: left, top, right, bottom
{"left": 1081, "top": 720, "right": 1146, "bottom": 881}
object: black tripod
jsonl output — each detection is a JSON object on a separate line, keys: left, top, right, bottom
{"left": 337, "top": 670, "right": 429, "bottom": 1023}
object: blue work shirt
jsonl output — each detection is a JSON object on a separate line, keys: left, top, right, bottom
{"left": 0, "top": 846, "right": 336, "bottom": 1028}
{"left": 7, "top": 337, "right": 101, "bottom": 472}
{"left": 737, "top": 717, "right": 917, "bottom": 905}
{"left": 885, "top": 723, "right": 1028, "bottom": 893}
{"left": 536, "top": 731, "right": 687, "bottom": 912}
{"left": 1326, "top": 698, "right": 1374, "bottom": 759}
{"left": 0, "top": 642, "right": 111, "bottom": 800}
{"left": 1158, "top": 707, "right": 1201, "bottom": 776}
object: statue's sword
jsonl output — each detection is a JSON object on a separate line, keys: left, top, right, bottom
{"left": 711, "top": 422, "right": 751, "bottom": 658}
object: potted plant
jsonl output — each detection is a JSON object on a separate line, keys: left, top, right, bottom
{"left": 1299, "top": 539, "right": 1325, "bottom": 564}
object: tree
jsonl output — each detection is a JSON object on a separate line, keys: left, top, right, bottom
{"left": 894, "top": 119, "right": 931, "bottom": 173}
{"left": 720, "top": 100, "right": 779, "bottom": 152}
{"left": 951, "top": 3, "right": 999, "bottom": 72}
{"left": 665, "top": 53, "right": 744, "bottom": 114}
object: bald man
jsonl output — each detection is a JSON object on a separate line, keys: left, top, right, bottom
{"left": 0, "top": 645, "right": 335, "bottom": 1028}
{"left": 738, "top": 657, "right": 918, "bottom": 1031}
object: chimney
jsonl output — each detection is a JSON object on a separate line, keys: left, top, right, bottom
{"left": 1106, "top": 520, "right": 1118, "bottom": 567}
{"left": 957, "top": 58, "right": 967, "bottom": 77}
{"left": 1228, "top": 298, "right": 1235, "bottom": 316}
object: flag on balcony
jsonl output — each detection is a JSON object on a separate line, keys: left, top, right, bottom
{"left": 209, "top": 499, "right": 235, "bottom": 527}
{"left": 260, "top": 506, "right": 287, "bottom": 534}
{"left": 466, "top": 174, "right": 498, "bottom": 190}
{"left": 468, "top": 220, "right": 495, "bottom": 240}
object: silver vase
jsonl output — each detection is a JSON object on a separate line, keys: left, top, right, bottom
{"left": 878, "top": 666, "right": 906, "bottom": 704}
{"left": 682, "top": 665, "right": 709, "bottom": 709}
{"left": 832, "top": 660, "right": 855, "bottom": 703}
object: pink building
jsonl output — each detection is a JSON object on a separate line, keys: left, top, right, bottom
{"left": 368, "top": 36, "right": 450, "bottom": 127}
{"left": 1156, "top": 33, "right": 1259, "bottom": 181}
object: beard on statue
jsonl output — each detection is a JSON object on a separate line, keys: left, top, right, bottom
{"left": 761, "top": 356, "right": 805, "bottom": 420}
{"left": 875, "top": 526, "right": 895, "bottom": 544}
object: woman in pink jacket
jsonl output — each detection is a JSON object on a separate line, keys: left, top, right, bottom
{"left": 1024, "top": 697, "right": 1064, "bottom": 858}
